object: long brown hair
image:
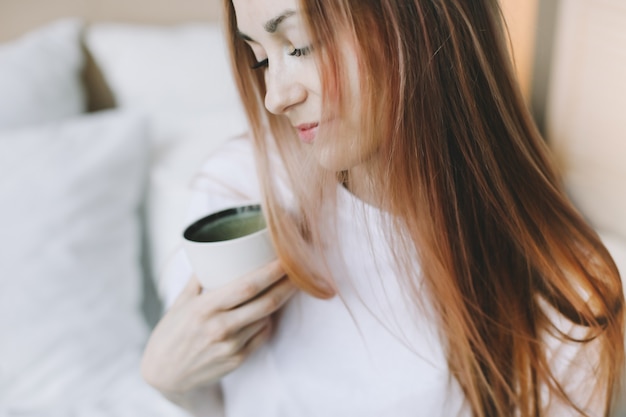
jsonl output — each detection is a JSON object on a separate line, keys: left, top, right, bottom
{"left": 223, "top": 0, "right": 624, "bottom": 415}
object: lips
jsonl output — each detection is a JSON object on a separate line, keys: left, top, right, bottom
{"left": 295, "top": 122, "right": 319, "bottom": 144}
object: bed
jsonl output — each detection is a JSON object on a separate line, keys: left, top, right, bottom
{"left": 0, "top": 0, "right": 243, "bottom": 415}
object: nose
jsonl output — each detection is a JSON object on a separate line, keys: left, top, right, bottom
{"left": 264, "top": 66, "right": 307, "bottom": 115}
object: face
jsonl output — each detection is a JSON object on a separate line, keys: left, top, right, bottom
{"left": 232, "top": 0, "right": 380, "bottom": 173}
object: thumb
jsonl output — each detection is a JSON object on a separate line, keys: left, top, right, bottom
{"left": 176, "top": 274, "right": 202, "bottom": 303}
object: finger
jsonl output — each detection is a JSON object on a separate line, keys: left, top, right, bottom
{"left": 199, "top": 323, "right": 273, "bottom": 381}
{"left": 203, "top": 259, "right": 287, "bottom": 311}
{"left": 184, "top": 274, "right": 203, "bottom": 296}
{"left": 173, "top": 275, "right": 202, "bottom": 306}
{"left": 232, "top": 317, "right": 271, "bottom": 349}
{"left": 221, "top": 278, "right": 296, "bottom": 330}
{"left": 213, "top": 318, "right": 270, "bottom": 359}
{"left": 237, "top": 320, "right": 273, "bottom": 359}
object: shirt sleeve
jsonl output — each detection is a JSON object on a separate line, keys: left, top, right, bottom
{"left": 157, "top": 135, "right": 262, "bottom": 310}
{"left": 539, "top": 298, "right": 608, "bottom": 417}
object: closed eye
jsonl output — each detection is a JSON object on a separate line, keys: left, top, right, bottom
{"left": 251, "top": 58, "right": 269, "bottom": 70}
{"left": 288, "top": 45, "right": 312, "bottom": 57}
{"left": 251, "top": 45, "right": 312, "bottom": 70}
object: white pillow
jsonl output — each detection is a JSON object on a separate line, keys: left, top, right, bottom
{"left": 0, "top": 19, "right": 86, "bottom": 129}
{"left": 85, "top": 22, "right": 243, "bottom": 121}
{"left": 0, "top": 111, "right": 153, "bottom": 410}
{"left": 85, "top": 23, "right": 249, "bottom": 282}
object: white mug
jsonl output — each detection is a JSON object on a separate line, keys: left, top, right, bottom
{"left": 182, "top": 204, "right": 277, "bottom": 290}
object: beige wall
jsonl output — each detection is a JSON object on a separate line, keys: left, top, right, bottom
{"left": 0, "top": 0, "right": 222, "bottom": 41}
{"left": 546, "top": 0, "right": 626, "bottom": 240}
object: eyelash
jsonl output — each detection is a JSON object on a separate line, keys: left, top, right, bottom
{"left": 251, "top": 58, "right": 268, "bottom": 70}
{"left": 251, "top": 45, "right": 312, "bottom": 70}
{"left": 288, "top": 46, "right": 312, "bottom": 57}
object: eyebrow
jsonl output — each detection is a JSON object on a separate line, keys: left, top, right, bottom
{"left": 236, "top": 9, "right": 296, "bottom": 41}
{"left": 264, "top": 10, "right": 295, "bottom": 33}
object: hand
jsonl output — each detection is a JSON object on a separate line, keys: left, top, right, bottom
{"left": 141, "top": 260, "right": 296, "bottom": 396}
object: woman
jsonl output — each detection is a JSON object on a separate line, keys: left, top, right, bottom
{"left": 141, "top": 0, "right": 625, "bottom": 416}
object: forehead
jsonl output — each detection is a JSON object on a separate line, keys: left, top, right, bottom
{"left": 232, "top": 0, "right": 300, "bottom": 33}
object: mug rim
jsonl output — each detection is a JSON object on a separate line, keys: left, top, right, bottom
{"left": 183, "top": 204, "right": 267, "bottom": 244}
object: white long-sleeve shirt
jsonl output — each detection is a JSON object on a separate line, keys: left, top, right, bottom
{"left": 160, "top": 136, "right": 605, "bottom": 417}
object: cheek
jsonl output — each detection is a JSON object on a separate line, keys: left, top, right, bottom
{"left": 303, "top": 64, "right": 323, "bottom": 97}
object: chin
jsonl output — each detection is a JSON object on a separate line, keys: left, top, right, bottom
{"left": 313, "top": 147, "right": 356, "bottom": 173}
